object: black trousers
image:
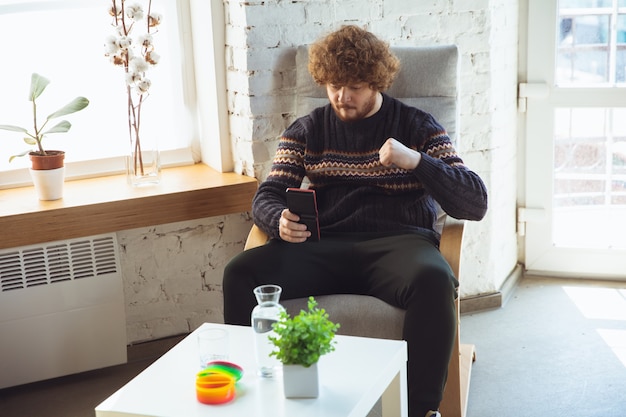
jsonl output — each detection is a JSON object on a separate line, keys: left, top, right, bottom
{"left": 222, "top": 231, "right": 458, "bottom": 415}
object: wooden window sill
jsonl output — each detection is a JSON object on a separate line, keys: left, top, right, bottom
{"left": 0, "top": 164, "right": 258, "bottom": 250}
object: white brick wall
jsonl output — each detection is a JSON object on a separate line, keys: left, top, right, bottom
{"left": 120, "top": 0, "right": 520, "bottom": 344}
{"left": 225, "top": 0, "right": 520, "bottom": 297}
{"left": 119, "top": 213, "right": 253, "bottom": 343}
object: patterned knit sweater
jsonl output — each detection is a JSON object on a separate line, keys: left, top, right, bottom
{"left": 253, "top": 93, "right": 488, "bottom": 241}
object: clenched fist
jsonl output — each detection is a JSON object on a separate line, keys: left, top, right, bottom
{"left": 379, "top": 138, "right": 421, "bottom": 170}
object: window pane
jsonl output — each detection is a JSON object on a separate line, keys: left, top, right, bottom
{"left": 557, "top": 0, "right": 626, "bottom": 86}
{"left": 553, "top": 108, "right": 626, "bottom": 248}
{"left": 557, "top": 15, "right": 610, "bottom": 83}
{"left": 0, "top": 1, "right": 191, "bottom": 175}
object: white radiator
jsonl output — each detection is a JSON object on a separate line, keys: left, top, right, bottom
{"left": 0, "top": 233, "right": 127, "bottom": 389}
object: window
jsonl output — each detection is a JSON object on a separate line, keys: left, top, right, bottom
{"left": 523, "top": 0, "right": 626, "bottom": 276}
{"left": 557, "top": 0, "right": 626, "bottom": 85}
{"left": 552, "top": 0, "right": 626, "bottom": 248}
{"left": 0, "top": 0, "right": 204, "bottom": 187}
{"left": 553, "top": 107, "right": 626, "bottom": 247}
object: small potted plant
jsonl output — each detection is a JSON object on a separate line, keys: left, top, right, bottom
{"left": 0, "top": 73, "right": 89, "bottom": 200}
{"left": 269, "top": 296, "right": 340, "bottom": 398}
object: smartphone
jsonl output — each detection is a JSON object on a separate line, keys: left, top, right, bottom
{"left": 285, "top": 188, "right": 320, "bottom": 241}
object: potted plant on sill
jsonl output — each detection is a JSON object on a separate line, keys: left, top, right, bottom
{"left": 269, "top": 296, "right": 340, "bottom": 398}
{"left": 0, "top": 73, "right": 89, "bottom": 200}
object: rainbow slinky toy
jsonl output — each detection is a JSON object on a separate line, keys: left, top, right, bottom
{"left": 196, "top": 361, "right": 244, "bottom": 404}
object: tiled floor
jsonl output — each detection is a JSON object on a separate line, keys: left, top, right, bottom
{"left": 1, "top": 276, "right": 625, "bottom": 417}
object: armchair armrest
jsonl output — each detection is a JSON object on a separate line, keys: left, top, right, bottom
{"left": 244, "top": 217, "right": 466, "bottom": 278}
{"left": 244, "top": 224, "right": 270, "bottom": 251}
{"left": 439, "top": 216, "right": 466, "bottom": 278}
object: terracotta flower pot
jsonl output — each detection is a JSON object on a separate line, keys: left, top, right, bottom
{"left": 28, "top": 150, "right": 65, "bottom": 200}
{"left": 29, "top": 150, "right": 65, "bottom": 170}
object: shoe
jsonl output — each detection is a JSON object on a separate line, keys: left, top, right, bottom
{"left": 425, "top": 411, "right": 441, "bottom": 417}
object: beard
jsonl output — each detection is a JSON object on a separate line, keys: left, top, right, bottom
{"left": 331, "top": 91, "right": 378, "bottom": 122}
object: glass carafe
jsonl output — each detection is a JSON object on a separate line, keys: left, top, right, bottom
{"left": 251, "top": 284, "right": 284, "bottom": 377}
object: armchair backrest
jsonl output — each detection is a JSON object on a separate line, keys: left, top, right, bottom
{"left": 294, "top": 44, "right": 460, "bottom": 233}
{"left": 295, "top": 44, "right": 459, "bottom": 143}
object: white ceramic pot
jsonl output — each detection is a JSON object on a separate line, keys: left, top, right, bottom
{"left": 29, "top": 167, "right": 65, "bottom": 201}
{"left": 282, "top": 362, "right": 319, "bottom": 398}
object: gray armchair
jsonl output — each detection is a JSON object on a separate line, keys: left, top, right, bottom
{"left": 245, "top": 44, "right": 474, "bottom": 417}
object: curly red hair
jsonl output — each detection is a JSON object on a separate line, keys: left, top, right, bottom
{"left": 308, "top": 25, "right": 400, "bottom": 91}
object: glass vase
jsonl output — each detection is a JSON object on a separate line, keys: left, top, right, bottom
{"left": 251, "top": 284, "right": 284, "bottom": 378}
{"left": 127, "top": 130, "right": 161, "bottom": 186}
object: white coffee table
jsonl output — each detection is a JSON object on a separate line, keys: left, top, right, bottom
{"left": 95, "top": 323, "right": 407, "bottom": 417}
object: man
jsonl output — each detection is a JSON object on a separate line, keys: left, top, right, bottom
{"left": 223, "top": 25, "right": 488, "bottom": 417}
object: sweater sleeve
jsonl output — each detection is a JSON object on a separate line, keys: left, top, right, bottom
{"left": 415, "top": 153, "right": 488, "bottom": 220}
{"left": 252, "top": 119, "right": 308, "bottom": 239}
{"left": 412, "top": 115, "right": 488, "bottom": 221}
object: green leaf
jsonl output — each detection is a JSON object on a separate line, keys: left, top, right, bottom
{"left": 9, "top": 150, "right": 31, "bottom": 162}
{"left": 269, "top": 296, "right": 340, "bottom": 367}
{"left": 0, "top": 124, "right": 28, "bottom": 133}
{"left": 46, "top": 97, "right": 90, "bottom": 120}
{"left": 2, "top": 73, "right": 88, "bottom": 160}
{"left": 43, "top": 121, "right": 72, "bottom": 135}
{"left": 29, "top": 73, "right": 50, "bottom": 101}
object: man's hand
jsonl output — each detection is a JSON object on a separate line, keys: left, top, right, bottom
{"left": 279, "top": 209, "right": 311, "bottom": 243}
{"left": 379, "top": 138, "right": 421, "bottom": 170}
